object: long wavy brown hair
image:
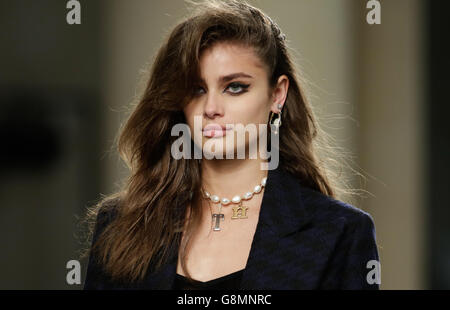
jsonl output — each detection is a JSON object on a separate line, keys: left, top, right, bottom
{"left": 81, "top": 0, "right": 362, "bottom": 285}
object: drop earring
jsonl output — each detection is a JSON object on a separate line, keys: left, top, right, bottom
{"left": 269, "top": 103, "right": 283, "bottom": 135}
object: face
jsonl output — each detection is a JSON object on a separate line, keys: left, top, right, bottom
{"left": 183, "top": 41, "right": 288, "bottom": 159}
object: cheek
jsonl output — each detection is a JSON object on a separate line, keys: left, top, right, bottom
{"left": 183, "top": 104, "right": 197, "bottom": 126}
{"left": 233, "top": 95, "right": 270, "bottom": 125}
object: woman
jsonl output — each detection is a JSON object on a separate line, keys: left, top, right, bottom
{"left": 83, "top": 0, "right": 380, "bottom": 290}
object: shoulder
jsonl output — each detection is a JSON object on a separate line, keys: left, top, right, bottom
{"left": 98, "top": 196, "right": 120, "bottom": 219}
{"left": 293, "top": 187, "right": 381, "bottom": 289}
{"left": 298, "top": 184, "right": 376, "bottom": 234}
{"left": 91, "top": 196, "right": 121, "bottom": 241}
{"left": 84, "top": 196, "right": 121, "bottom": 289}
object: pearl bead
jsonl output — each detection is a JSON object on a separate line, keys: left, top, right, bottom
{"left": 204, "top": 191, "right": 210, "bottom": 198}
{"left": 254, "top": 185, "right": 262, "bottom": 193}
{"left": 243, "top": 192, "right": 253, "bottom": 199}
{"left": 261, "top": 177, "right": 267, "bottom": 187}
{"left": 231, "top": 195, "right": 241, "bottom": 203}
{"left": 221, "top": 198, "right": 230, "bottom": 205}
{"left": 211, "top": 195, "right": 220, "bottom": 203}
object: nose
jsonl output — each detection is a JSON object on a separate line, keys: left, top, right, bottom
{"left": 203, "top": 91, "right": 224, "bottom": 119}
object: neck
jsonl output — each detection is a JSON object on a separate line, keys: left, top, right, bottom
{"left": 200, "top": 157, "right": 268, "bottom": 200}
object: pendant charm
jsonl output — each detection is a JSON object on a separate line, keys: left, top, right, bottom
{"left": 212, "top": 213, "right": 225, "bottom": 231}
{"left": 231, "top": 201, "right": 248, "bottom": 219}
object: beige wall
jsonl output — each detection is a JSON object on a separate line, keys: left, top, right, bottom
{"left": 101, "top": 0, "right": 426, "bottom": 289}
{"left": 355, "top": 0, "right": 426, "bottom": 289}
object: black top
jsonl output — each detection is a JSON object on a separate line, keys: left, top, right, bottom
{"left": 173, "top": 269, "right": 244, "bottom": 290}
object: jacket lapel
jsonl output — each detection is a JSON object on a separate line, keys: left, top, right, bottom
{"left": 239, "top": 166, "right": 317, "bottom": 289}
{"left": 240, "top": 167, "right": 346, "bottom": 289}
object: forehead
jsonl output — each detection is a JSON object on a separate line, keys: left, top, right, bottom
{"left": 198, "top": 41, "right": 266, "bottom": 80}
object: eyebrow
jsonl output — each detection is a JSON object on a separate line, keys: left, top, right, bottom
{"left": 200, "top": 72, "right": 254, "bottom": 84}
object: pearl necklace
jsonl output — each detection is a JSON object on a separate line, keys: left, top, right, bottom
{"left": 201, "top": 176, "right": 267, "bottom": 206}
{"left": 201, "top": 176, "right": 267, "bottom": 231}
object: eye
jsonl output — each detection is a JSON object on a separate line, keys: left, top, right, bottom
{"left": 226, "top": 82, "right": 250, "bottom": 95}
{"left": 194, "top": 86, "right": 206, "bottom": 95}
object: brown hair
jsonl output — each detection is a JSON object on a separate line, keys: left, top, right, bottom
{"left": 81, "top": 0, "right": 361, "bottom": 284}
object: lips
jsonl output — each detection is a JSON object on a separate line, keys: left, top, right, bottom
{"left": 202, "top": 124, "right": 232, "bottom": 138}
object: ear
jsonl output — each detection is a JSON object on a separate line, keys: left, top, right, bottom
{"left": 270, "top": 75, "right": 289, "bottom": 113}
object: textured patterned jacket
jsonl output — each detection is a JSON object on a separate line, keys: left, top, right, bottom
{"left": 84, "top": 166, "right": 381, "bottom": 290}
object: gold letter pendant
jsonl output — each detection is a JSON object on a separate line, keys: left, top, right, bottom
{"left": 231, "top": 201, "right": 248, "bottom": 219}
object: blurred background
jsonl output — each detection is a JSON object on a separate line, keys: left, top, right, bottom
{"left": 0, "top": 0, "right": 448, "bottom": 290}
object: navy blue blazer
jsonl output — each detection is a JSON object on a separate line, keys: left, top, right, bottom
{"left": 84, "top": 166, "right": 380, "bottom": 290}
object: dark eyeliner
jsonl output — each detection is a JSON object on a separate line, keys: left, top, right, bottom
{"left": 226, "top": 82, "right": 250, "bottom": 94}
